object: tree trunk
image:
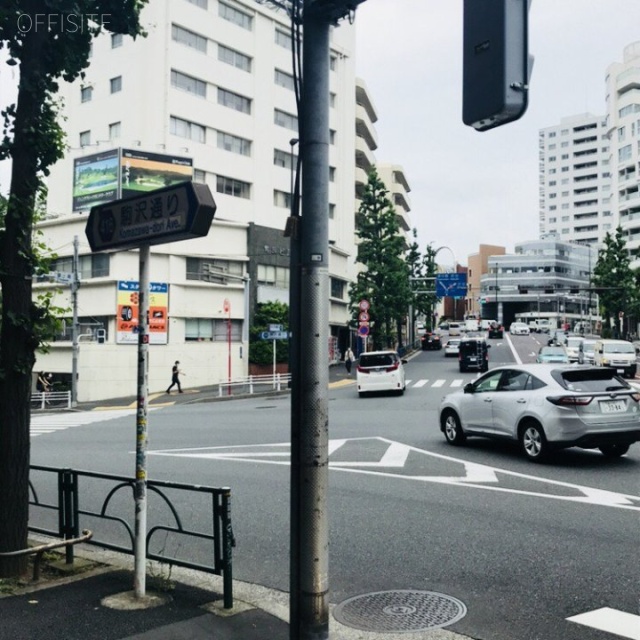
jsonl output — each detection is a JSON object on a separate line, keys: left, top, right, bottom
{"left": 0, "top": 25, "right": 45, "bottom": 578}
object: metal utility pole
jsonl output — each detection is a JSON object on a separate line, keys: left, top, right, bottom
{"left": 71, "top": 235, "right": 80, "bottom": 407}
{"left": 290, "top": 1, "right": 331, "bottom": 637}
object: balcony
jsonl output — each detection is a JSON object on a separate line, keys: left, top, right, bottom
{"left": 355, "top": 135, "right": 375, "bottom": 171}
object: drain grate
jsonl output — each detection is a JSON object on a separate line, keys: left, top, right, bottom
{"left": 333, "top": 589, "right": 466, "bottom": 633}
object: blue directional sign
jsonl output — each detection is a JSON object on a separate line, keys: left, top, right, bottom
{"left": 436, "top": 273, "right": 468, "bottom": 298}
{"left": 260, "top": 331, "right": 290, "bottom": 340}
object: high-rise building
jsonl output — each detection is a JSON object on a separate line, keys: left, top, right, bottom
{"left": 538, "top": 113, "right": 611, "bottom": 247}
{"left": 606, "top": 41, "right": 640, "bottom": 268}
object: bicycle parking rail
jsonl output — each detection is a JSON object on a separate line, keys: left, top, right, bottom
{"left": 217, "top": 373, "right": 291, "bottom": 397}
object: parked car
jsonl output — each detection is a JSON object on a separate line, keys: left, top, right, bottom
{"left": 444, "top": 338, "right": 462, "bottom": 357}
{"left": 421, "top": 332, "right": 442, "bottom": 351}
{"left": 439, "top": 364, "right": 640, "bottom": 461}
{"left": 536, "top": 345, "right": 570, "bottom": 364}
{"left": 487, "top": 324, "right": 504, "bottom": 339}
{"left": 458, "top": 337, "right": 490, "bottom": 373}
{"left": 578, "top": 338, "right": 598, "bottom": 365}
{"left": 356, "top": 350, "right": 407, "bottom": 397}
{"left": 565, "top": 336, "right": 584, "bottom": 362}
{"left": 593, "top": 339, "right": 637, "bottom": 378}
{"left": 509, "top": 322, "right": 530, "bottom": 335}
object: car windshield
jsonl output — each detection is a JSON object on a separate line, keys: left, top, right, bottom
{"left": 582, "top": 341, "right": 596, "bottom": 351}
{"left": 552, "top": 368, "right": 630, "bottom": 392}
{"left": 603, "top": 343, "right": 635, "bottom": 354}
{"left": 359, "top": 354, "right": 396, "bottom": 367}
{"left": 541, "top": 347, "right": 565, "bottom": 356}
{"left": 566, "top": 338, "right": 582, "bottom": 347}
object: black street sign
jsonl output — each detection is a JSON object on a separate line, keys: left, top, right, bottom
{"left": 85, "top": 181, "right": 216, "bottom": 252}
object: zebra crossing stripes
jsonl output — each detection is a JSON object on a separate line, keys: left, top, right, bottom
{"left": 403, "top": 379, "right": 464, "bottom": 390}
{"left": 30, "top": 408, "right": 141, "bottom": 437}
{"left": 412, "top": 379, "right": 429, "bottom": 388}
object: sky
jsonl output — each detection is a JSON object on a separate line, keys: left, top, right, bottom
{"left": 1, "top": 1, "right": 639, "bottom": 268}
{"left": 353, "top": 0, "right": 640, "bottom": 265}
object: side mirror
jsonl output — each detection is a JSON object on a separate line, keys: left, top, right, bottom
{"left": 463, "top": 383, "right": 474, "bottom": 394}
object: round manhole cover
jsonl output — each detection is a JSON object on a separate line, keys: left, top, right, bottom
{"left": 333, "top": 590, "right": 466, "bottom": 633}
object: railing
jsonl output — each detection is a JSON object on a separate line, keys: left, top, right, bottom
{"left": 217, "top": 373, "right": 291, "bottom": 397}
{"left": 28, "top": 465, "right": 235, "bottom": 609}
{"left": 31, "top": 391, "right": 72, "bottom": 409}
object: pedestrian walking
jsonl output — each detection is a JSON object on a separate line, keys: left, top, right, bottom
{"left": 166, "top": 361, "right": 184, "bottom": 394}
{"left": 344, "top": 347, "right": 355, "bottom": 375}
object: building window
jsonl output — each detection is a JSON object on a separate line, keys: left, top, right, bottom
{"left": 273, "top": 189, "right": 292, "bottom": 208}
{"left": 275, "top": 28, "right": 292, "bottom": 50}
{"left": 329, "top": 129, "right": 336, "bottom": 144}
{"left": 110, "top": 76, "right": 122, "bottom": 93}
{"left": 329, "top": 167, "right": 336, "bottom": 182}
{"left": 619, "top": 144, "right": 632, "bottom": 163}
{"left": 274, "top": 108, "right": 298, "bottom": 132}
{"left": 217, "top": 131, "right": 251, "bottom": 156}
{"left": 108, "top": 121, "right": 121, "bottom": 140}
{"left": 218, "top": 44, "right": 251, "bottom": 72}
{"left": 79, "top": 130, "right": 91, "bottom": 147}
{"left": 329, "top": 204, "right": 335, "bottom": 219}
{"left": 257, "top": 264, "right": 289, "bottom": 288}
{"left": 217, "top": 88, "right": 251, "bottom": 114}
{"left": 186, "top": 0, "right": 208, "bottom": 7}
{"left": 51, "top": 253, "right": 109, "bottom": 279}
{"left": 171, "top": 69, "right": 206, "bottom": 97}
{"left": 170, "top": 115, "right": 206, "bottom": 143}
{"left": 330, "top": 278, "right": 345, "bottom": 299}
{"left": 275, "top": 69, "right": 295, "bottom": 90}
{"left": 193, "top": 169, "right": 206, "bottom": 183}
{"left": 186, "top": 257, "right": 243, "bottom": 283}
{"left": 219, "top": 2, "right": 252, "bottom": 30}
{"left": 216, "top": 175, "right": 250, "bottom": 199}
{"left": 111, "top": 33, "right": 122, "bottom": 48}
{"left": 171, "top": 24, "right": 207, "bottom": 53}
{"left": 274, "top": 149, "right": 296, "bottom": 170}
{"left": 185, "top": 318, "right": 242, "bottom": 342}
{"left": 81, "top": 86, "right": 93, "bottom": 102}
{"left": 330, "top": 55, "right": 337, "bottom": 71}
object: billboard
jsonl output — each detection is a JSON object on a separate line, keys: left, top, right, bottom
{"left": 116, "top": 281, "right": 168, "bottom": 345}
{"left": 72, "top": 149, "right": 120, "bottom": 212}
{"left": 120, "top": 148, "right": 193, "bottom": 199}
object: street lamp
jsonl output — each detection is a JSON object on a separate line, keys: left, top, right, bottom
{"left": 430, "top": 244, "right": 458, "bottom": 324}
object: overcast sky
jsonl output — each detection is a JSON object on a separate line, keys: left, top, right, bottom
{"left": 354, "top": 0, "right": 640, "bottom": 265}
{"left": 2, "top": 2, "right": 639, "bottom": 268}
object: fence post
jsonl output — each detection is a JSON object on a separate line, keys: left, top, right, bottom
{"left": 66, "top": 391, "right": 71, "bottom": 408}
{"left": 221, "top": 487, "right": 233, "bottom": 609}
{"left": 59, "top": 469, "right": 78, "bottom": 564}
{"left": 218, "top": 384, "right": 223, "bottom": 397}
{"left": 41, "top": 393, "right": 45, "bottom": 410}
{"left": 249, "top": 375, "right": 254, "bottom": 394}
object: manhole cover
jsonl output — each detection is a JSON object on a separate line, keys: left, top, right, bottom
{"left": 333, "top": 590, "right": 466, "bottom": 633}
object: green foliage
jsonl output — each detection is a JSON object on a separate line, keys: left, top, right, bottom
{"left": 249, "top": 301, "right": 290, "bottom": 365}
{"left": 406, "top": 233, "right": 440, "bottom": 331}
{"left": 349, "top": 168, "right": 411, "bottom": 350}
{"left": 592, "top": 227, "right": 638, "bottom": 335}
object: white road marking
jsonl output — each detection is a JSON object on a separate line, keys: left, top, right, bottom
{"left": 450, "top": 379, "right": 463, "bottom": 387}
{"left": 567, "top": 607, "right": 640, "bottom": 639}
{"left": 431, "top": 379, "right": 445, "bottom": 387}
{"left": 147, "top": 437, "right": 640, "bottom": 511}
{"left": 30, "top": 408, "right": 155, "bottom": 437}
{"left": 413, "top": 379, "right": 428, "bottom": 388}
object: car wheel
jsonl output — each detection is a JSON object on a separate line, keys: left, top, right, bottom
{"left": 519, "top": 421, "right": 548, "bottom": 462}
{"left": 441, "top": 410, "right": 466, "bottom": 445}
{"left": 599, "top": 443, "right": 630, "bottom": 458}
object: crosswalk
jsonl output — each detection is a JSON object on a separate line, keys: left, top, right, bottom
{"left": 406, "top": 378, "right": 466, "bottom": 389}
{"left": 30, "top": 408, "right": 138, "bottom": 437}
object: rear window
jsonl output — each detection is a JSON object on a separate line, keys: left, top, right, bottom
{"left": 359, "top": 353, "right": 396, "bottom": 367}
{"left": 552, "top": 368, "right": 630, "bottom": 392}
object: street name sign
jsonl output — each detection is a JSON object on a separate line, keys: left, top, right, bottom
{"left": 261, "top": 331, "right": 290, "bottom": 340}
{"left": 85, "top": 181, "right": 216, "bottom": 252}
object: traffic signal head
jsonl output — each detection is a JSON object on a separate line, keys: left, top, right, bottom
{"left": 462, "top": 0, "right": 531, "bottom": 131}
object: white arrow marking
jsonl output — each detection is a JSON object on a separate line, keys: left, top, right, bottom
{"left": 567, "top": 607, "right": 640, "bottom": 639}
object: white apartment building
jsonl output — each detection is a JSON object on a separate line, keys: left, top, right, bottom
{"left": 538, "top": 113, "right": 611, "bottom": 247}
{"left": 37, "top": 0, "right": 363, "bottom": 399}
{"left": 606, "top": 41, "right": 640, "bottom": 268}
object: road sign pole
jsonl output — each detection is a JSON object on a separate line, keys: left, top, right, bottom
{"left": 273, "top": 339, "right": 276, "bottom": 384}
{"left": 134, "top": 244, "right": 150, "bottom": 598}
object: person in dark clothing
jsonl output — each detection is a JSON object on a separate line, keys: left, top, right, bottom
{"left": 166, "top": 361, "right": 183, "bottom": 394}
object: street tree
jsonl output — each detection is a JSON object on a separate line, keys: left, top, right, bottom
{"left": 406, "top": 233, "right": 440, "bottom": 336}
{"left": 249, "top": 300, "right": 290, "bottom": 366}
{"left": 0, "top": 2, "right": 147, "bottom": 579}
{"left": 349, "top": 168, "right": 411, "bottom": 350}
{"left": 592, "top": 226, "right": 638, "bottom": 338}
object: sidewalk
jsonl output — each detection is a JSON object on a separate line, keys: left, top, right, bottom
{"left": 0, "top": 544, "right": 470, "bottom": 640}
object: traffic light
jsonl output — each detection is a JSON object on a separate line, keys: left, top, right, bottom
{"left": 462, "top": 0, "right": 531, "bottom": 131}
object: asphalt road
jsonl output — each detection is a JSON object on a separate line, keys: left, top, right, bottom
{"left": 30, "top": 334, "right": 640, "bottom": 640}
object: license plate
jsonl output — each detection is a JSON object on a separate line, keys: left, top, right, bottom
{"left": 616, "top": 369, "right": 625, "bottom": 374}
{"left": 468, "top": 357, "right": 477, "bottom": 361}
{"left": 600, "top": 400, "right": 626, "bottom": 413}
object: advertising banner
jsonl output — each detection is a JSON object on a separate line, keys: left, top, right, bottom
{"left": 116, "top": 281, "right": 168, "bottom": 345}
{"left": 120, "top": 148, "right": 193, "bottom": 199}
{"left": 73, "top": 149, "right": 120, "bottom": 212}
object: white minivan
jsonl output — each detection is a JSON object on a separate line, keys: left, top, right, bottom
{"left": 593, "top": 339, "right": 637, "bottom": 378}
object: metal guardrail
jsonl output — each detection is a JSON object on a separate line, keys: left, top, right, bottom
{"left": 31, "top": 391, "right": 71, "bottom": 409}
{"left": 28, "top": 466, "right": 235, "bottom": 608}
{"left": 217, "top": 373, "right": 291, "bottom": 396}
